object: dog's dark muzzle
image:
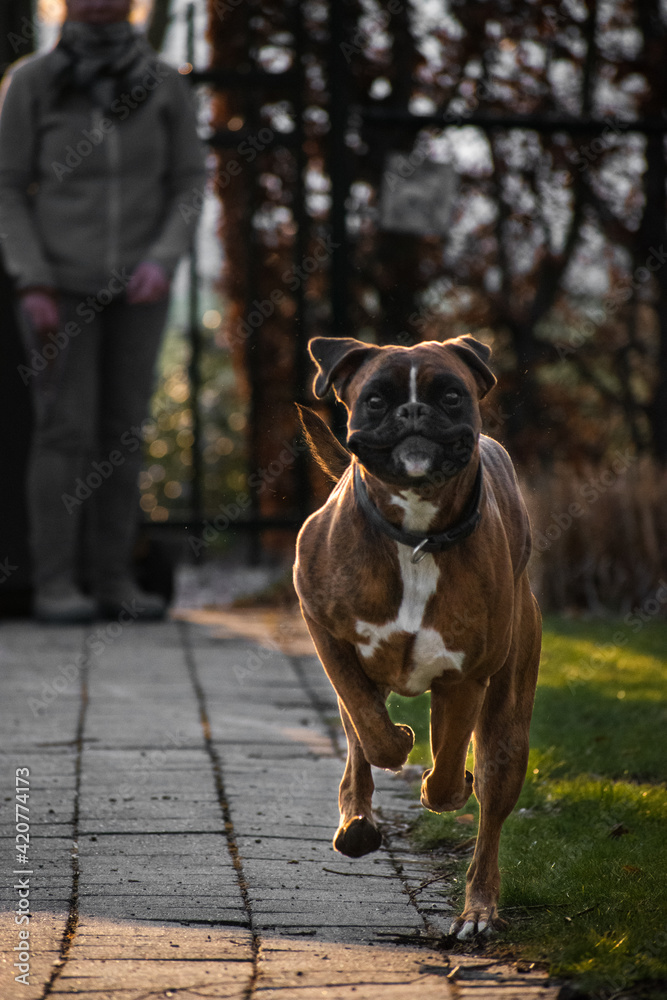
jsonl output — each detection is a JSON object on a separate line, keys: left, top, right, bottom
{"left": 348, "top": 420, "right": 476, "bottom": 480}
{"left": 438, "top": 424, "right": 476, "bottom": 475}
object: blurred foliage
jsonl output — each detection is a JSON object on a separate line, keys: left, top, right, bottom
{"left": 207, "top": 0, "right": 667, "bottom": 480}
{"left": 143, "top": 2, "right": 667, "bottom": 539}
{"left": 524, "top": 457, "right": 667, "bottom": 613}
{"left": 139, "top": 306, "right": 248, "bottom": 523}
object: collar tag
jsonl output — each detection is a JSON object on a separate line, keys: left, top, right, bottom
{"left": 411, "top": 538, "right": 431, "bottom": 564}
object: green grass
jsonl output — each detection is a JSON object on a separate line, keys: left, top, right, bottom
{"left": 387, "top": 618, "right": 667, "bottom": 998}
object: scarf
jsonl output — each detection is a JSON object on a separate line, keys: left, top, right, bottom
{"left": 52, "top": 20, "right": 157, "bottom": 110}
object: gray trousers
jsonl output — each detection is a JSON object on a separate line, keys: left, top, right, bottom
{"left": 21, "top": 292, "right": 168, "bottom": 590}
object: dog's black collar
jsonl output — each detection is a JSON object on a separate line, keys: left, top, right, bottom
{"left": 353, "top": 460, "right": 484, "bottom": 564}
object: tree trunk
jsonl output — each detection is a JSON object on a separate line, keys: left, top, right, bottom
{"left": 635, "top": 0, "right": 667, "bottom": 462}
{"left": 0, "top": 0, "right": 34, "bottom": 75}
{"left": 0, "top": 0, "right": 34, "bottom": 614}
{"left": 641, "top": 134, "right": 667, "bottom": 462}
{"left": 147, "top": 0, "right": 173, "bottom": 54}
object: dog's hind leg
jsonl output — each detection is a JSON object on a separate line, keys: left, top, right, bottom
{"left": 334, "top": 698, "right": 383, "bottom": 858}
{"left": 450, "top": 588, "right": 541, "bottom": 940}
{"left": 420, "top": 676, "right": 488, "bottom": 813}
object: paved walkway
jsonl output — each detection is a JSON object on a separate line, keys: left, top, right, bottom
{"left": 1, "top": 608, "right": 558, "bottom": 999}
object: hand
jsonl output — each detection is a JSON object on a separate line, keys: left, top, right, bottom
{"left": 20, "top": 290, "right": 60, "bottom": 336}
{"left": 126, "top": 261, "right": 170, "bottom": 304}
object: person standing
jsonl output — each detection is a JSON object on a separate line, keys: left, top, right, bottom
{"left": 0, "top": 0, "right": 206, "bottom": 622}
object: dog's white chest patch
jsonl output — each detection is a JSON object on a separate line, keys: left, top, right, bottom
{"left": 408, "top": 628, "right": 465, "bottom": 693}
{"left": 355, "top": 544, "right": 464, "bottom": 694}
{"left": 390, "top": 490, "right": 439, "bottom": 533}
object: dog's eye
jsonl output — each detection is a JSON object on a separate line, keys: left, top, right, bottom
{"left": 443, "top": 389, "right": 463, "bottom": 408}
{"left": 366, "top": 394, "right": 386, "bottom": 412}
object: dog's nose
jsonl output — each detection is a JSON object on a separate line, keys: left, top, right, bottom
{"left": 396, "top": 401, "right": 429, "bottom": 429}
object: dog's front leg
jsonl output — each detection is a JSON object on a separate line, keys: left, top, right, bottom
{"left": 303, "top": 612, "right": 414, "bottom": 770}
{"left": 334, "top": 697, "right": 384, "bottom": 857}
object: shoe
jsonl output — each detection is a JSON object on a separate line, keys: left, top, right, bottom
{"left": 96, "top": 579, "right": 167, "bottom": 621}
{"left": 34, "top": 582, "right": 97, "bottom": 624}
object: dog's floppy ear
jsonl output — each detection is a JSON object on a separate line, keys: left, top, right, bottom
{"left": 296, "top": 403, "right": 351, "bottom": 482}
{"left": 308, "top": 336, "right": 379, "bottom": 400}
{"left": 448, "top": 335, "right": 496, "bottom": 399}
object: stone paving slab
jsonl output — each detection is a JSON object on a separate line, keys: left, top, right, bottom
{"left": 1, "top": 614, "right": 559, "bottom": 1000}
{"left": 0, "top": 911, "right": 66, "bottom": 1000}
{"left": 48, "top": 917, "right": 253, "bottom": 1000}
{"left": 255, "top": 937, "right": 454, "bottom": 998}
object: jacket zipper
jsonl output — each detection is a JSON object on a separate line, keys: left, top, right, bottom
{"left": 100, "top": 107, "right": 122, "bottom": 278}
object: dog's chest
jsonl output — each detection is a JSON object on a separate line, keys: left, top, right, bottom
{"left": 354, "top": 544, "right": 465, "bottom": 695}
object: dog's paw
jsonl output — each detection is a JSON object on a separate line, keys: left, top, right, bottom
{"left": 448, "top": 904, "right": 505, "bottom": 941}
{"left": 334, "top": 816, "right": 382, "bottom": 858}
{"left": 420, "top": 768, "right": 473, "bottom": 812}
{"left": 364, "top": 723, "right": 414, "bottom": 771}
{"left": 390, "top": 723, "right": 415, "bottom": 769}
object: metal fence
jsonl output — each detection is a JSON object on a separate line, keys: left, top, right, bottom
{"left": 163, "top": 2, "right": 667, "bottom": 554}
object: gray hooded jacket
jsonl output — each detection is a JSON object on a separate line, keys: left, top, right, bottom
{"left": 0, "top": 23, "right": 207, "bottom": 295}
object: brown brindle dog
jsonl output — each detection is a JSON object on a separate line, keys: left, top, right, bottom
{"left": 293, "top": 334, "right": 541, "bottom": 939}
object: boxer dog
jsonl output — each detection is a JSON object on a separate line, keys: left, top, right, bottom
{"left": 293, "top": 334, "right": 541, "bottom": 939}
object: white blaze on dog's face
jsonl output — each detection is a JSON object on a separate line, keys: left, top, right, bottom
{"left": 409, "top": 364, "right": 418, "bottom": 403}
{"left": 394, "top": 363, "right": 433, "bottom": 480}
